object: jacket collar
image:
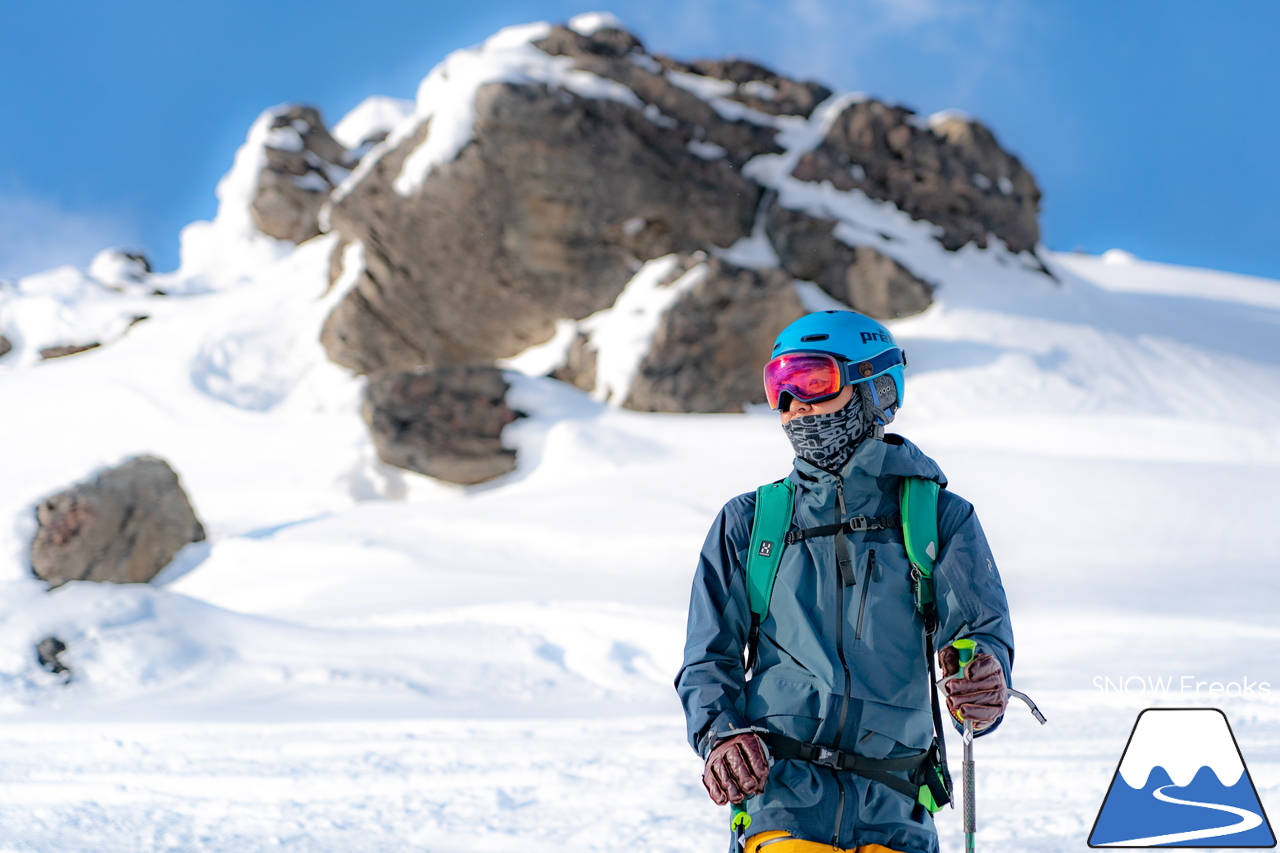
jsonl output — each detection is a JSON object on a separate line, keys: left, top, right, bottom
{"left": 789, "top": 434, "right": 947, "bottom": 491}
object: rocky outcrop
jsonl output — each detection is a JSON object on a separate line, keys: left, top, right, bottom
{"left": 31, "top": 456, "right": 206, "bottom": 588}
{"left": 362, "top": 366, "right": 521, "bottom": 485}
{"left": 625, "top": 259, "right": 807, "bottom": 412}
{"left": 0, "top": 335, "right": 11, "bottom": 359}
{"left": 766, "top": 202, "right": 933, "bottom": 319}
{"left": 323, "top": 77, "right": 763, "bottom": 376}
{"left": 251, "top": 106, "right": 353, "bottom": 244}
{"left": 791, "top": 102, "right": 1040, "bottom": 253}
{"left": 301, "top": 19, "right": 1044, "bottom": 421}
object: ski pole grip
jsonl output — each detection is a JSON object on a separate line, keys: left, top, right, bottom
{"left": 953, "top": 638, "right": 976, "bottom": 674}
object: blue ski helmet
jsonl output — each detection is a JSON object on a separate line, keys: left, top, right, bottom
{"left": 768, "top": 310, "right": 907, "bottom": 409}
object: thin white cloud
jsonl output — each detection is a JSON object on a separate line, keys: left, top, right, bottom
{"left": 0, "top": 193, "right": 137, "bottom": 282}
{"left": 763, "top": 0, "right": 1032, "bottom": 109}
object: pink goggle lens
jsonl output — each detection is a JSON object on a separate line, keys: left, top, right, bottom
{"left": 763, "top": 353, "right": 842, "bottom": 410}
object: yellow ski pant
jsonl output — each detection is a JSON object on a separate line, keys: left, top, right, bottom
{"left": 745, "top": 829, "right": 906, "bottom": 853}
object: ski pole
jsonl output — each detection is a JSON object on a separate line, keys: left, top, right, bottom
{"left": 730, "top": 801, "right": 752, "bottom": 850}
{"left": 951, "top": 638, "right": 978, "bottom": 853}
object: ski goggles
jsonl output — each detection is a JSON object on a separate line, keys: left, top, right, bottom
{"left": 763, "top": 348, "right": 905, "bottom": 411}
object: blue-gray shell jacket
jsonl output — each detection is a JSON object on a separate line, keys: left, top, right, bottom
{"left": 675, "top": 435, "right": 1014, "bottom": 853}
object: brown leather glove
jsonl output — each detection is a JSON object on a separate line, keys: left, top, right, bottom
{"left": 939, "top": 647, "right": 1007, "bottom": 731}
{"left": 702, "top": 733, "right": 770, "bottom": 805}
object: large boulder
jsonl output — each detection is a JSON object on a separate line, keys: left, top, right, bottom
{"left": 625, "top": 259, "right": 807, "bottom": 412}
{"left": 31, "top": 456, "right": 206, "bottom": 588}
{"left": 362, "top": 366, "right": 521, "bottom": 485}
{"left": 318, "top": 22, "right": 830, "bottom": 379}
{"left": 791, "top": 101, "right": 1041, "bottom": 254}
{"left": 766, "top": 201, "right": 933, "bottom": 319}
{"left": 322, "top": 78, "right": 763, "bottom": 376}
{"left": 251, "top": 106, "right": 353, "bottom": 244}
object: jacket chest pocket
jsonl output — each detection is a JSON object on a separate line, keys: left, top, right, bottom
{"left": 849, "top": 540, "right": 915, "bottom": 647}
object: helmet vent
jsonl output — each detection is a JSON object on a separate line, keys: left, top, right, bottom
{"left": 799, "top": 334, "right": 829, "bottom": 342}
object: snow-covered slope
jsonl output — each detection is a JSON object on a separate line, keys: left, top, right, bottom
{"left": 1, "top": 19, "right": 1278, "bottom": 853}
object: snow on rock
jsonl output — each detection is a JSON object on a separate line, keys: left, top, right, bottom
{"left": 88, "top": 249, "right": 153, "bottom": 293}
{"left": 501, "top": 254, "right": 804, "bottom": 412}
{"left": 250, "top": 106, "right": 352, "bottom": 245}
{"left": 568, "top": 11, "right": 627, "bottom": 36}
{"left": 157, "top": 108, "right": 296, "bottom": 293}
{"left": 390, "top": 22, "right": 643, "bottom": 198}
{"left": 0, "top": 265, "right": 156, "bottom": 367}
{"left": 332, "top": 94, "right": 415, "bottom": 150}
{"left": 577, "top": 255, "right": 704, "bottom": 406}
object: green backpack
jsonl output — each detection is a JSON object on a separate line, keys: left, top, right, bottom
{"left": 740, "top": 475, "right": 952, "bottom": 816}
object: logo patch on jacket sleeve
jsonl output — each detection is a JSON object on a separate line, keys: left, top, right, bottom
{"left": 758, "top": 541, "right": 774, "bottom": 558}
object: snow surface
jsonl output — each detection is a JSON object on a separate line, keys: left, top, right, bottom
{"left": 2, "top": 16, "right": 1280, "bottom": 852}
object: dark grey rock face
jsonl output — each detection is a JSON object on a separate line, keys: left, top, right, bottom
{"left": 31, "top": 456, "right": 206, "bottom": 588}
{"left": 791, "top": 100, "right": 1041, "bottom": 254}
{"left": 625, "top": 259, "right": 807, "bottom": 413}
{"left": 362, "top": 366, "right": 521, "bottom": 485}
{"left": 766, "top": 202, "right": 933, "bottom": 319}
{"left": 322, "top": 79, "right": 763, "bottom": 376}
{"left": 251, "top": 106, "right": 352, "bottom": 244}
{"left": 0, "top": 336, "right": 11, "bottom": 359}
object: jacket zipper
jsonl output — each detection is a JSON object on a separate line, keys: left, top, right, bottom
{"left": 855, "top": 548, "right": 876, "bottom": 640}
{"left": 831, "top": 479, "right": 853, "bottom": 847}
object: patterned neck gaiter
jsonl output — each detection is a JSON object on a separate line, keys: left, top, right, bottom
{"left": 782, "top": 393, "right": 868, "bottom": 472}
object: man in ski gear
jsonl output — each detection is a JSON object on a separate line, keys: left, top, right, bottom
{"left": 676, "top": 310, "right": 1015, "bottom": 853}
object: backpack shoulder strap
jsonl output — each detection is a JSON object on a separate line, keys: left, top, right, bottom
{"left": 745, "top": 478, "right": 796, "bottom": 619}
{"left": 901, "top": 475, "right": 953, "bottom": 811}
{"left": 900, "top": 476, "right": 940, "bottom": 619}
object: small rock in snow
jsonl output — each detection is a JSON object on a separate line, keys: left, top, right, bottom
{"left": 31, "top": 456, "right": 206, "bottom": 588}
{"left": 39, "top": 343, "right": 101, "bottom": 360}
{"left": 36, "top": 637, "right": 69, "bottom": 676}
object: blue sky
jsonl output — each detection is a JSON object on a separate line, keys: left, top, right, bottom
{"left": 2, "top": 0, "right": 1277, "bottom": 280}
